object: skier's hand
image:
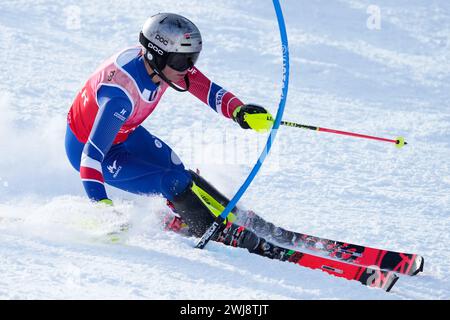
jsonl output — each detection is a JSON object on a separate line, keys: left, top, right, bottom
{"left": 232, "top": 104, "right": 273, "bottom": 133}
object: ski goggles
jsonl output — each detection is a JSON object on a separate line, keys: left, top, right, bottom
{"left": 166, "top": 52, "right": 200, "bottom": 72}
{"left": 139, "top": 33, "right": 200, "bottom": 72}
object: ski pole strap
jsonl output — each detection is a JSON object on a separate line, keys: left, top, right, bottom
{"left": 278, "top": 120, "right": 408, "bottom": 148}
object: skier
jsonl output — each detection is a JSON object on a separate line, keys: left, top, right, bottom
{"left": 63, "top": 13, "right": 421, "bottom": 291}
{"left": 65, "top": 13, "right": 277, "bottom": 254}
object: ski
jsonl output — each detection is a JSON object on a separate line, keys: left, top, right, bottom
{"left": 97, "top": 213, "right": 399, "bottom": 292}
{"left": 236, "top": 238, "right": 399, "bottom": 292}
{"left": 241, "top": 211, "right": 424, "bottom": 276}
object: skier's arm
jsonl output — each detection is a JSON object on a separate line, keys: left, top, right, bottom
{"left": 80, "top": 85, "right": 132, "bottom": 202}
{"left": 184, "top": 67, "right": 244, "bottom": 118}
{"left": 184, "top": 68, "right": 273, "bottom": 132}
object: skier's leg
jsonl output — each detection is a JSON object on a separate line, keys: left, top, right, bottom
{"left": 169, "top": 184, "right": 262, "bottom": 252}
{"left": 178, "top": 170, "right": 294, "bottom": 244}
{"left": 65, "top": 124, "right": 191, "bottom": 200}
{"left": 169, "top": 182, "right": 284, "bottom": 257}
{"left": 182, "top": 169, "right": 239, "bottom": 218}
{"left": 66, "top": 124, "right": 270, "bottom": 250}
{"left": 101, "top": 127, "right": 266, "bottom": 251}
{"left": 101, "top": 126, "right": 192, "bottom": 201}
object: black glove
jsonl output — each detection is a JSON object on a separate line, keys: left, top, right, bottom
{"left": 232, "top": 104, "right": 273, "bottom": 132}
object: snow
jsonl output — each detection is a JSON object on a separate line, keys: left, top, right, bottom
{"left": 0, "top": 0, "right": 449, "bottom": 299}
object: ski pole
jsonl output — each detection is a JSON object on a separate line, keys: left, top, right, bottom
{"left": 278, "top": 120, "right": 408, "bottom": 148}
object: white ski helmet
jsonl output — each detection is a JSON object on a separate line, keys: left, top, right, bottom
{"left": 139, "top": 13, "right": 202, "bottom": 91}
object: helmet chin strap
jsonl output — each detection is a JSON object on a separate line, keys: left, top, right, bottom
{"left": 158, "top": 70, "right": 190, "bottom": 93}
{"left": 145, "top": 55, "right": 190, "bottom": 92}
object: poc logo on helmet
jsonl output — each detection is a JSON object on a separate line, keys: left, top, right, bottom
{"left": 147, "top": 42, "right": 164, "bottom": 56}
{"left": 155, "top": 34, "right": 169, "bottom": 46}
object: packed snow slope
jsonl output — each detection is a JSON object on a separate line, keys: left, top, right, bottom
{"left": 0, "top": 0, "right": 449, "bottom": 299}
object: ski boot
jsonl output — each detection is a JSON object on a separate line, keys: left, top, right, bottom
{"left": 183, "top": 170, "right": 295, "bottom": 246}
{"left": 166, "top": 171, "right": 289, "bottom": 259}
{"left": 241, "top": 210, "right": 296, "bottom": 246}
{"left": 213, "top": 220, "right": 287, "bottom": 260}
{"left": 167, "top": 172, "right": 262, "bottom": 253}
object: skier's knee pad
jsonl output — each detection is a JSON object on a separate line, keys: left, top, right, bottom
{"left": 160, "top": 169, "right": 192, "bottom": 201}
{"left": 188, "top": 170, "right": 238, "bottom": 213}
{"left": 169, "top": 185, "right": 216, "bottom": 237}
{"left": 169, "top": 170, "right": 240, "bottom": 237}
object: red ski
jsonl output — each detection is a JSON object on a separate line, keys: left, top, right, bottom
{"left": 292, "top": 233, "right": 424, "bottom": 276}
{"left": 258, "top": 242, "right": 399, "bottom": 292}
{"left": 161, "top": 212, "right": 399, "bottom": 291}
{"left": 242, "top": 211, "right": 424, "bottom": 276}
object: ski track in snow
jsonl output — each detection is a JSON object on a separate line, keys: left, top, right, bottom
{"left": 0, "top": 0, "right": 449, "bottom": 299}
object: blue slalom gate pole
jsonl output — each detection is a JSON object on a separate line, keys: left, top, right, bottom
{"left": 196, "top": 0, "right": 290, "bottom": 249}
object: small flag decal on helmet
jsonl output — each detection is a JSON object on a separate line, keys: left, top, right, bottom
{"left": 184, "top": 32, "right": 201, "bottom": 39}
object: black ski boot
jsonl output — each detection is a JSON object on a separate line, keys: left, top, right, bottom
{"left": 212, "top": 221, "right": 260, "bottom": 252}
{"left": 169, "top": 175, "right": 262, "bottom": 253}
{"left": 241, "top": 210, "right": 296, "bottom": 246}
{"left": 169, "top": 169, "right": 239, "bottom": 236}
{"left": 213, "top": 221, "right": 290, "bottom": 260}
{"left": 187, "top": 170, "right": 296, "bottom": 246}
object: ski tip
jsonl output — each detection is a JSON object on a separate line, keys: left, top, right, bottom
{"left": 384, "top": 273, "right": 400, "bottom": 293}
{"left": 410, "top": 255, "right": 425, "bottom": 276}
